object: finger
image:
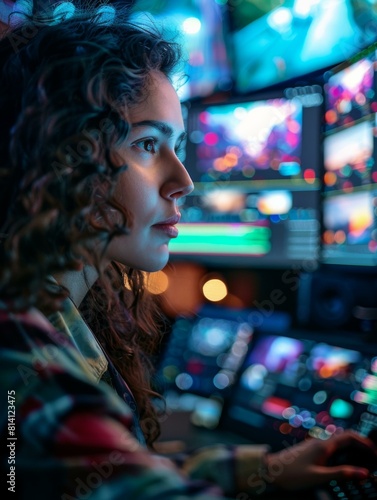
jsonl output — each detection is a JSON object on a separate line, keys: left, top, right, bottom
{"left": 275, "top": 465, "right": 369, "bottom": 491}
{"left": 335, "top": 430, "right": 377, "bottom": 452}
{"left": 323, "top": 431, "right": 377, "bottom": 463}
{"left": 315, "top": 465, "right": 370, "bottom": 484}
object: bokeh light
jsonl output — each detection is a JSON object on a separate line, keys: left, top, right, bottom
{"left": 182, "top": 16, "right": 201, "bottom": 35}
{"left": 146, "top": 271, "right": 169, "bottom": 295}
{"left": 202, "top": 279, "right": 228, "bottom": 302}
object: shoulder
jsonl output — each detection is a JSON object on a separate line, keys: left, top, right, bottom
{"left": 0, "top": 306, "right": 98, "bottom": 389}
{"left": 0, "top": 307, "right": 73, "bottom": 352}
{"left": 0, "top": 306, "right": 136, "bottom": 435}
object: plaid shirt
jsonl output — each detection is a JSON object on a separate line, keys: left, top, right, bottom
{"left": 0, "top": 299, "right": 268, "bottom": 499}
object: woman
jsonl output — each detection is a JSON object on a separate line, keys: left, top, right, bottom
{"left": 0, "top": 9, "right": 375, "bottom": 499}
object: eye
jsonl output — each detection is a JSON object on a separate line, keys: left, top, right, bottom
{"left": 134, "top": 138, "right": 157, "bottom": 154}
{"left": 175, "top": 137, "right": 186, "bottom": 161}
{"left": 175, "top": 145, "right": 185, "bottom": 161}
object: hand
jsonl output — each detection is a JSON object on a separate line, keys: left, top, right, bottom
{"left": 265, "top": 430, "right": 377, "bottom": 491}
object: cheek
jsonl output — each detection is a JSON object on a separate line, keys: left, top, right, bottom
{"left": 114, "top": 168, "right": 147, "bottom": 201}
{"left": 112, "top": 172, "right": 137, "bottom": 211}
{"left": 116, "top": 161, "right": 164, "bottom": 212}
{"left": 113, "top": 173, "right": 155, "bottom": 226}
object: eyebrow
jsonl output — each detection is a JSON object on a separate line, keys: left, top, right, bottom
{"left": 131, "top": 120, "right": 186, "bottom": 142}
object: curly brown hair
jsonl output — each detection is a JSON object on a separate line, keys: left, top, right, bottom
{"left": 0, "top": 10, "right": 182, "bottom": 446}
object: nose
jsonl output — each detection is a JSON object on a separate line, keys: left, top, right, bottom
{"left": 161, "top": 155, "right": 194, "bottom": 201}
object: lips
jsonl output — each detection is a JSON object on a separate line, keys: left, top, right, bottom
{"left": 154, "top": 214, "right": 181, "bottom": 226}
{"left": 152, "top": 213, "right": 181, "bottom": 238}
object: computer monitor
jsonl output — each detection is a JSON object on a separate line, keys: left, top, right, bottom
{"left": 227, "top": 0, "right": 377, "bottom": 94}
{"left": 169, "top": 89, "right": 322, "bottom": 268}
{"left": 322, "top": 45, "right": 377, "bottom": 267}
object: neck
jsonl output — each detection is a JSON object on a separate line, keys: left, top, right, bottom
{"left": 53, "top": 266, "right": 99, "bottom": 308}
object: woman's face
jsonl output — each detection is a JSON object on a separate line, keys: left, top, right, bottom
{"left": 104, "top": 70, "right": 194, "bottom": 271}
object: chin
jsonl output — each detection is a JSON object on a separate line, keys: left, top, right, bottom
{"left": 107, "top": 243, "right": 170, "bottom": 272}
{"left": 130, "top": 251, "right": 170, "bottom": 273}
{"left": 142, "top": 257, "right": 169, "bottom": 273}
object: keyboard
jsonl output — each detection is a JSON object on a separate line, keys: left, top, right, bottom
{"left": 319, "top": 472, "right": 377, "bottom": 499}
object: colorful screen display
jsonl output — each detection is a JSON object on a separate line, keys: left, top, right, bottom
{"left": 169, "top": 92, "right": 322, "bottom": 267}
{"left": 228, "top": 0, "right": 377, "bottom": 94}
{"left": 157, "top": 307, "right": 254, "bottom": 398}
{"left": 191, "top": 98, "right": 302, "bottom": 179}
{"left": 322, "top": 47, "right": 377, "bottom": 266}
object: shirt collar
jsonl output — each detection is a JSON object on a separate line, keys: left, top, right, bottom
{"left": 48, "top": 297, "right": 108, "bottom": 382}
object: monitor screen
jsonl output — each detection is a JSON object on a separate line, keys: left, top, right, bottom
{"left": 156, "top": 306, "right": 254, "bottom": 399}
{"left": 322, "top": 46, "right": 377, "bottom": 266}
{"left": 169, "top": 89, "right": 322, "bottom": 268}
{"left": 228, "top": 0, "right": 377, "bottom": 94}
